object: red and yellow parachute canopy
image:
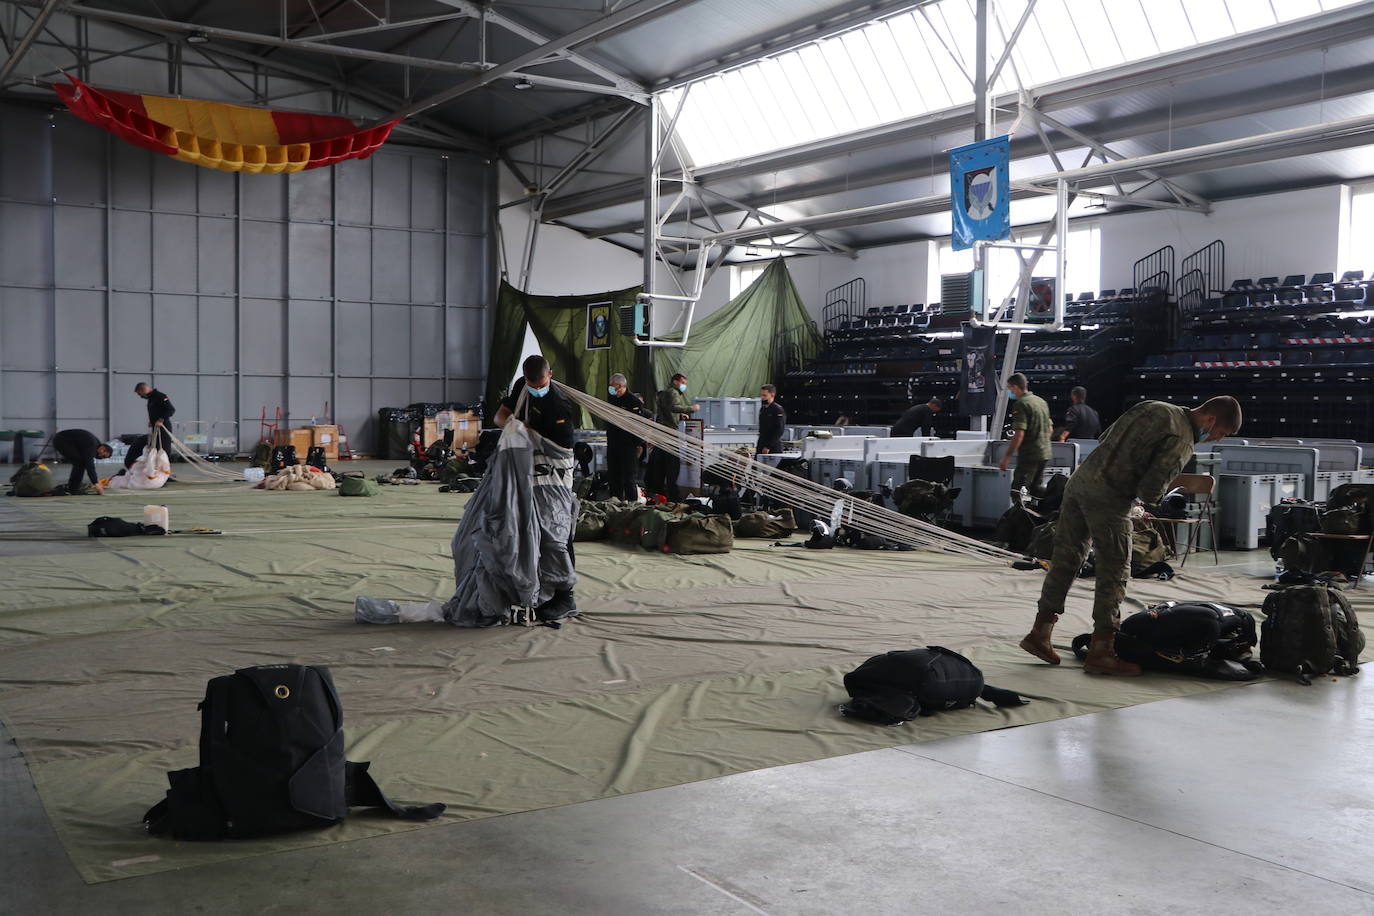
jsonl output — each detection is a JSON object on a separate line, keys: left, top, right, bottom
{"left": 53, "top": 76, "right": 398, "bottom": 173}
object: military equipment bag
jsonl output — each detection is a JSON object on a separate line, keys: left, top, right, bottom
{"left": 994, "top": 504, "right": 1038, "bottom": 553}
{"left": 249, "top": 441, "right": 273, "bottom": 469}
{"left": 1260, "top": 585, "right": 1364, "bottom": 684}
{"left": 1073, "top": 602, "right": 1261, "bottom": 680}
{"left": 87, "top": 516, "right": 166, "bottom": 537}
{"left": 1325, "top": 483, "right": 1374, "bottom": 533}
{"left": 574, "top": 500, "right": 612, "bottom": 542}
{"left": 1279, "top": 532, "right": 1333, "bottom": 575}
{"left": 638, "top": 507, "right": 679, "bottom": 550}
{"left": 733, "top": 509, "right": 796, "bottom": 539}
{"left": 1026, "top": 518, "right": 1057, "bottom": 561}
{"left": 892, "top": 479, "right": 961, "bottom": 521}
{"left": 1037, "top": 473, "right": 1069, "bottom": 516}
{"left": 338, "top": 475, "right": 380, "bottom": 497}
{"left": 839, "top": 647, "right": 1027, "bottom": 726}
{"left": 1321, "top": 507, "right": 1364, "bottom": 535}
{"left": 664, "top": 514, "right": 734, "bottom": 555}
{"left": 1130, "top": 527, "right": 1169, "bottom": 573}
{"left": 1267, "top": 500, "right": 1322, "bottom": 559}
{"left": 269, "top": 445, "right": 298, "bottom": 473}
{"left": 11, "top": 461, "right": 55, "bottom": 497}
{"left": 143, "top": 664, "right": 444, "bottom": 840}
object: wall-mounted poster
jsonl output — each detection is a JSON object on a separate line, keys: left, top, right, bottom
{"left": 586, "top": 301, "right": 612, "bottom": 350}
{"left": 949, "top": 136, "right": 1010, "bottom": 251}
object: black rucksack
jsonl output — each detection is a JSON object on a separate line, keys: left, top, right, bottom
{"left": 269, "top": 445, "right": 298, "bottom": 473}
{"left": 144, "top": 665, "right": 444, "bottom": 840}
{"left": 1072, "top": 602, "right": 1261, "bottom": 680}
{"left": 839, "top": 647, "right": 1027, "bottom": 725}
{"left": 993, "top": 504, "right": 1038, "bottom": 553}
{"left": 1260, "top": 586, "right": 1364, "bottom": 684}
{"left": 1267, "top": 500, "right": 1322, "bottom": 559}
{"left": 88, "top": 516, "right": 166, "bottom": 537}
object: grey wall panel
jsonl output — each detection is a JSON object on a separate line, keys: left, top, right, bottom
{"left": 288, "top": 168, "right": 332, "bottom": 221}
{"left": 197, "top": 217, "right": 236, "bottom": 295}
{"left": 241, "top": 299, "right": 286, "bottom": 374}
{"left": 371, "top": 230, "right": 410, "bottom": 301}
{"left": 0, "top": 202, "right": 52, "bottom": 286}
{"left": 371, "top": 303, "right": 410, "bottom": 375}
{"left": 52, "top": 125, "right": 107, "bottom": 205}
{"left": 446, "top": 306, "right": 485, "bottom": 383}
{"left": 110, "top": 209, "right": 152, "bottom": 291}
{"left": 156, "top": 374, "right": 198, "bottom": 424}
{"left": 54, "top": 206, "right": 107, "bottom": 289}
{"left": 152, "top": 213, "right": 200, "bottom": 293}
{"left": 371, "top": 154, "right": 411, "bottom": 228}
{"left": 0, "top": 107, "right": 51, "bottom": 202}
{"left": 4, "top": 371, "right": 53, "bottom": 423}
{"left": 197, "top": 168, "right": 235, "bottom": 217}
{"left": 335, "top": 158, "right": 371, "bottom": 224}
{"left": 410, "top": 306, "right": 444, "bottom": 377}
{"left": 153, "top": 294, "right": 200, "bottom": 373}
{"left": 2, "top": 288, "right": 53, "bottom": 370}
{"left": 54, "top": 290, "right": 106, "bottom": 370}
{"left": 288, "top": 223, "right": 332, "bottom": 298}
{"left": 197, "top": 297, "right": 236, "bottom": 373}
{"left": 3, "top": 102, "right": 492, "bottom": 452}
{"left": 243, "top": 222, "right": 287, "bottom": 298}
{"left": 336, "top": 227, "right": 372, "bottom": 300}
{"left": 288, "top": 299, "right": 333, "bottom": 373}
{"left": 112, "top": 372, "right": 151, "bottom": 435}
{"left": 411, "top": 156, "right": 444, "bottom": 230}
{"left": 151, "top": 154, "right": 198, "bottom": 213}
{"left": 110, "top": 141, "right": 152, "bottom": 210}
{"left": 242, "top": 172, "right": 286, "bottom": 221}
{"left": 110, "top": 292, "right": 152, "bottom": 371}
{"left": 337, "top": 301, "right": 372, "bottom": 372}
{"left": 410, "top": 232, "right": 444, "bottom": 304}
{"left": 56, "top": 372, "right": 106, "bottom": 421}
{"left": 287, "top": 377, "right": 331, "bottom": 425}
{"left": 446, "top": 378, "right": 481, "bottom": 402}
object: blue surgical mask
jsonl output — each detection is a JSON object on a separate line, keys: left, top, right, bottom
{"left": 1196, "top": 426, "right": 1212, "bottom": 443}
{"left": 529, "top": 384, "right": 550, "bottom": 398}
{"left": 1006, "top": 391, "right": 1018, "bottom": 401}
{"left": 607, "top": 386, "right": 617, "bottom": 396}
{"left": 677, "top": 383, "right": 687, "bottom": 393}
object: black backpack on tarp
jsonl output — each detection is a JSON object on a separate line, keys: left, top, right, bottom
{"left": 839, "top": 647, "right": 1028, "bottom": 726}
{"left": 88, "top": 516, "right": 166, "bottom": 537}
{"left": 1072, "top": 602, "right": 1261, "bottom": 680}
{"left": 1267, "top": 500, "right": 1321, "bottom": 560}
{"left": 144, "top": 665, "right": 444, "bottom": 840}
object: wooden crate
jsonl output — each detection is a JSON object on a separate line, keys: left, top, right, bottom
{"left": 273, "top": 428, "right": 313, "bottom": 456}
{"left": 310, "top": 425, "right": 340, "bottom": 461}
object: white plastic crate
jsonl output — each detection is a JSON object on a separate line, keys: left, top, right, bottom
{"left": 1218, "top": 473, "right": 1303, "bottom": 549}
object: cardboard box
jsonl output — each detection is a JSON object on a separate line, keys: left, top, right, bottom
{"left": 310, "top": 425, "right": 340, "bottom": 461}
{"left": 274, "top": 428, "right": 314, "bottom": 456}
{"left": 424, "top": 411, "right": 480, "bottom": 451}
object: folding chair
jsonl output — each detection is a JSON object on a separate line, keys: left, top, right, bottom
{"left": 1152, "top": 473, "right": 1219, "bottom": 566}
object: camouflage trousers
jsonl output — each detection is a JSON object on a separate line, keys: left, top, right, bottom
{"left": 1009, "top": 457, "right": 1047, "bottom": 505}
{"left": 1036, "top": 484, "right": 1131, "bottom": 633}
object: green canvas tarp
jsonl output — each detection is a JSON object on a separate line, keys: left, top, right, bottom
{"left": 485, "top": 258, "right": 821, "bottom": 420}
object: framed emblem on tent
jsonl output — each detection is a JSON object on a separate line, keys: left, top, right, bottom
{"left": 586, "top": 301, "right": 612, "bottom": 350}
{"left": 949, "top": 136, "right": 1010, "bottom": 251}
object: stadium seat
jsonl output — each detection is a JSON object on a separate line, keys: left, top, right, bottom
{"left": 1311, "top": 272, "right": 1335, "bottom": 285}
{"left": 1341, "top": 269, "right": 1365, "bottom": 283}
{"left": 1281, "top": 274, "right": 1305, "bottom": 287}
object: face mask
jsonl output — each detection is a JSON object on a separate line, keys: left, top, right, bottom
{"left": 529, "top": 384, "right": 550, "bottom": 398}
{"left": 607, "top": 386, "right": 617, "bottom": 396}
{"left": 1196, "top": 426, "right": 1212, "bottom": 443}
{"left": 677, "top": 383, "right": 687, "bottom": 393}
{"left": 1006, "top": 391, "right": 1017, "bottom": 401}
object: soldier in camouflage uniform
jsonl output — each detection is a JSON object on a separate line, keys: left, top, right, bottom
{"left": 1020, "top": 396, "right": 1243, "bottom": 675}
{"left": 997, "top": 373, "right": 1052, "bottom": 505}
{"left": 645, "top": 372, "right": 698, "bottom": 500}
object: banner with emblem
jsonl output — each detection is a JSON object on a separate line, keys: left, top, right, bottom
{"left": 585, "top": 301, "right": 612, "bottom": 350}
{"left": 949, "top": 136, "right": 1010, "bottom": 251}
{"left": 960, "top": 323, "right": 997, "bottom": 416}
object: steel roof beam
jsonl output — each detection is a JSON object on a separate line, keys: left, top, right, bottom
{"left": 389, "top": 0, "right": 703, "bottom": 120}
{"left": 0, "top": 0, "right": 65, "bottom": 85}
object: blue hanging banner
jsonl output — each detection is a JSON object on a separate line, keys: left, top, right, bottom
{"left": 949, "top": 136, "right": 1010, "bottom": 251}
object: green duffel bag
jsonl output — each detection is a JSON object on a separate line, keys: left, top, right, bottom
{"left": 638, "top": 507, "right": 679, "bottom": 550}
{"left": 575, "top": 501, "right": 611, "bottom": 542}
{"left": 1131, "top": 527, "right": 1169, "bottom": 571}
{"left": 1026, "top": 518, "right": 1057, "bottom": 560}
{"left": 606, "top": 505, "right": 653, "bottom": 544}
{"left": 733, "top": 509, "right": 797, "bottom": 538}
{"left": 1320, "top": 507, "right": 1364, "bottom": 536}
{"left": 12, "top": 461, "right": 55, "bottom": 497}
{"left": 338, "top": 475, "right": 380, "bottom": 497}
{"left": 665, "top": 514, "right": 734, "bottom": 555}
{"left": 1279, "top": 533, "right": 1333, "bottom": 575}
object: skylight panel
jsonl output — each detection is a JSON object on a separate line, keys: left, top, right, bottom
{"left": 661, "top": 0, "right": 1355, "bottom": 169}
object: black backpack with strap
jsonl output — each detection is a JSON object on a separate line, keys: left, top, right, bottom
{"left": 1073, "top": 602, "right": 1261, "bottom": 680}
{"left": 839, "top": 647, "right": 1027, "bottom": 726}
{"left": 144, "top": 665, "right": 444, "bottom": 840}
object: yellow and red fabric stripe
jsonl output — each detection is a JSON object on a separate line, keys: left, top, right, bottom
{"left": 52, "top": 76, "right": 398, "bottom": 174}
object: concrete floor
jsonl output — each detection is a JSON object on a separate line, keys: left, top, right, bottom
{"left": 3, "top": 486, "right": 1371, "bottom": 914}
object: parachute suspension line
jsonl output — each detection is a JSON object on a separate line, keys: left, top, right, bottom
{"left": 159, "top": 428, "right": 254, "bottom": 483}
{"left": 553, "top": 382, "right": 1016, "bottom": 564}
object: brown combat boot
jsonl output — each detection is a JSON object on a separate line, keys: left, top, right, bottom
{"left": 1082, "top": 631, "right": 1142, "bottom": 676}
{"left": 1019, "top": 612, "right": 1060, "bottom": 665}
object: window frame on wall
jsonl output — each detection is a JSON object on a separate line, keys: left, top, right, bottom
{"left": 1340, "top": 182, "right": 1374, "bottom": 280}
{"left": 729, "top": 260, "right": 770, "bottom": 300}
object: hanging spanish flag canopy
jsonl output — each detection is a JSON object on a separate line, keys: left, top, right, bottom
{"left": 52, "top": 76, "right": 399, "bottom": 174}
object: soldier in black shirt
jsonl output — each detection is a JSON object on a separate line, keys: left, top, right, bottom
{"left": 1057, "top": 386, "right": 1102, "bottom": 441}
{"left": 52, "top": 428, "right": 111, "bottom": 495}
{"left": 493, "top": 355, "right": 579, "bottom": 622}
{"left": 605, "top": 372, "right": 645, "bottom": 500}
{"left": 756, "top": 384, "right": 786, "bottom": 454}
{"left": 127, "top": 382, "right": 176, "bottom": 467}
{"left": 891, "top": 397, "right": 942, "bottom": 438}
